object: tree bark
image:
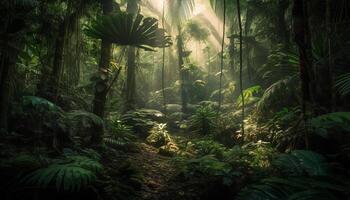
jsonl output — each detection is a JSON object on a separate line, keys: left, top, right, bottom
{"left": 245, "top": 5, "right": 253, "bottom": 82}
{"left": 218, "top": 0, "right": 226, "bottom": 113}
{"left": 91, "top": 0, "right": 114, "bottom": 146}
{"left": 293, "top": 0, "right": 315, "bottom": 112}
{"left": 177, "top": 27, "right": 188, "bottom": 114}
{"left": 0, "top": 56, "right": 12, "bottom": 130}
{"left": 125, "top": 0, "right": 139, "bottom": 112}
{"left": 48, "top": 21, "right": 66, "bottom": 101}
{"left": 0, "top": 3, "right": 25, "bottom": 130}
{"left": 277, "top": 0, "right": 290, "bottom": 47}
{"left": 236, "top": 0, "right": 245, "bottom": 136}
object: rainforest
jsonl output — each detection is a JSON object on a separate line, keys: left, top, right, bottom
{"left": 1, "top": 0, "right": 350, "bottom": 199}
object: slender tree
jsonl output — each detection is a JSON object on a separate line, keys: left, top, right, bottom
{"left": 161, "top": 0, "right": 166, "bottom": 114}
{"left": 236, "top": 0, "right": 245, "bottom": 136}
{"left": 166, "top": 0, "right": 195, "bottom": 115}
{"left": 45, "top": 1, "right": 89, "bottom": 101}
{"left": 217, "top": 0, "right": 226, "bottom": 114}
{"left": 292, "top": 0, "right": 315, "bottom": 148}
{"left": 0, "top": 1, "right": 31, "bottom": 130}
{"left": 125, "top": 0, "right": 139, "bottom": 112}
{"left": 91, "top": 0, "right": 114, "bottom": 146}
{"left": 277, "top": 0, "right": 290, "bottom": 48}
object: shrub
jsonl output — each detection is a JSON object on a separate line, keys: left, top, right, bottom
{"left": 190, "top": 106, "right": 217, "bottom": 135}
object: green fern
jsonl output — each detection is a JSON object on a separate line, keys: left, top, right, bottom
{"left": 21, "top": 155, "right": 102, "bottom": 192}
{"left": 311, "top": 112, "right": 350, "bottom": 137}
{"left": 273, "top": 150, "right": 328, "bottom": 176}
{"left": 238, "top": 177, "right": 348, "bottom": 200}
{"left": 190, "top": 106, "right": 217, "bottom": 135}
{"left": 22, "top": 96, "right": 61, "bottom": 112}
{"left": 238, "top": 150, "right": 349, "bottom": 200}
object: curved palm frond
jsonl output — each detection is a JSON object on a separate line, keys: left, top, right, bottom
{"left": 85, "top": 12, "right": 172, "bottom": 51}
{"left": 335, "top": 72, "right": 350, "bottom": 97}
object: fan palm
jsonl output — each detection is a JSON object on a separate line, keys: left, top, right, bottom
{"left": 86, "top": 11, "right": 171, "bottom": 145}
{"left": 86, "top": 12, "right": 172, "bottom": 51}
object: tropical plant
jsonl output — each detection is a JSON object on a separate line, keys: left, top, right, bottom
{"left": 146, "top": 123, "right": 171, "bottom": 148}
{"left": 104, "top": 116, "right": 137, "bottom": 149}
{"left": 237, "top": 150, "right": 349, "bottom": 200}
{"left": 311, "top": 112, "right": 350, "bottom": 137}
{"left": 21, "top": 96, "right": 62, "bottom": 113}
{"left": 21, "top": 155, "right": 103, "bottom": 192}
{"left": 191, "top": 140, "right": 227, "bottom": 159}
{"left": 86, "top": 12, "right": 172, "bottom": 51}
{"left": 173, "top": 155, "right": 240, "bottom": 186}
{"left": 335, "top": 73, "right": 350, "bottom": 97}
{"left": 190, "top": 106, "right": 217, "bottom": 135}
{"left": 236, "top": 85, "right": 261, "bottom": 107}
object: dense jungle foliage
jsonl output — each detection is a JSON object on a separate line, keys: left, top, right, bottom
{"left": 1, "top": 0, "right": 350, "bottom": 199}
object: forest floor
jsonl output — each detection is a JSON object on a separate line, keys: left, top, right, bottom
{"left": 131, "top": 142, "right": 176, "bottom": 200}
{"left": 129, "top": 132, "right": 205, "bottom": 200}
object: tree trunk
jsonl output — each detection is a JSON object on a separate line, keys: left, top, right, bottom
{"left": 218, "top": 0, "right": 226, "bottom": 113}
{"left": 293, "top": 0, "right": 316, "bottom": 148}
{"left": 177, "top": 28, "right": 188, "bottom": 114}
{"left": 48, "top": 21, "right": 66, "bottom": 101}
{"left": 91, "top": 0, "right": 114, "bottom": 146}
{"left": 228, "top": 28, "right": 235, "bottom": 79}
{"left": 245, "top": 5, "right": 253, "bottom": 82}
{"left": 0, "top": 56, "right": 12, "bottom": 130}
{"left": 277, "top": 0, "right": 290, "bottom": 47}
{"left": 292, "top": 0, "right": 315, "bottom": 113}
{"left": 236, "top": 0, "right": 245, "bottom": 136}
{"left": 0, "top": 5, "right": 25, "bottom": 130}
{"left": 125, "top": 0, "right": 139, "bottom": 112}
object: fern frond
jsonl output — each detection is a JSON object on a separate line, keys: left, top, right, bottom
{"left": 273, "top": 150, "right": 327, "bottom": 176}
{"left": 21, "top": 156, "right": 102, "bottom": 192}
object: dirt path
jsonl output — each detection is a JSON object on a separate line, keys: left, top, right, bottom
{"left": 130, "top": 143, "right": 177, "bottom": 200}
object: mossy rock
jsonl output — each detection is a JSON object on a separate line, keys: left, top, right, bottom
{"left": 165, "top": 104, "right": 182, "bottom": 114}
{"left": 199, "top": 101, "right": 219, "bottom": 109}
{"left": 122, "top": 109, "right": 165, "bottom": 138}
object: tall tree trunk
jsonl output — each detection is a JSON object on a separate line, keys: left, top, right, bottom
{"left": 228, "top": 25, "right": 235, "bottom": 79}
{"left": 0, "top": 56, "right": 13, "bottom": 130}
{"left": 218, "top": 0, "right": 226, "bottom": 113}
{"left": 161, "top": 1, "right": 166, "bottom": 114}
{"left": 293, "top": 0, "right": 315, "bottom": 148}
{"left": 326, "top": 0, "right": 335, "bottom": 112}
{"left": 237, "top": 0, "right": 245, "bottom": 136}
{"left": 245, "top": 5, "right": 253, "bottom": 82}
{"left": 293, "top": 0, "right": 315, "bottom": 113}
{"left": 91, "top": 0, "right": 114, "bottom": 146}
{"left": 177, "top": 27, "right": 188, "bottom": 114}
{"left": 48, "top": 21, "right": 66, "bottom": 101}
{"left": 125, "top": 0, "right": 139, "bottom": 112}
{"left": 313, "top": 0, "right": 334, "bottom": 114}
{"left": 277, "top": 0, "right": 290, "bottom": 47}
{"left": 0, "top": 4, "right": 25, "bottom": 130}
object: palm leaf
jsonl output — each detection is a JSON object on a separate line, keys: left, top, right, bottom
{"left": 335, "top": 72, "right": 350, "bottom": 96}
{"left": 85, "top": 12, "right": 172, "bottom": 51}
